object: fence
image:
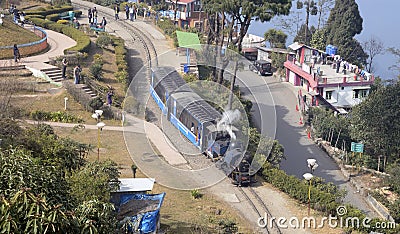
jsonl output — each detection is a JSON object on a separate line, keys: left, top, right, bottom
{"left": 0, "top": 25, "right": 48, "bottom": 60}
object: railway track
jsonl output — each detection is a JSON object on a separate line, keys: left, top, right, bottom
{"left": 72, "top": 1, "right": 158, "bottom": 72}
{"left": 238, "top": 186, "right": 282, "bottom": 234}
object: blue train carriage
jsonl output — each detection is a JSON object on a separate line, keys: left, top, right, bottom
{"left": 167, "top": 91, "right": 232, "bottom": 160}
{"left": 150, "top": 67, "right": 187, "bottom": 114}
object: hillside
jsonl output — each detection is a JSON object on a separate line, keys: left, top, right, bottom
{"left": 0, "top": 18, "right": 41, "bottom": 47}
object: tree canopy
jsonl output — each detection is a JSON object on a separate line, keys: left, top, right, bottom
{"left": 324, "top": 0, "right": 367, "bottom": 65}
{"left": 264, "top": 28, "right": 287, "bottom": 48}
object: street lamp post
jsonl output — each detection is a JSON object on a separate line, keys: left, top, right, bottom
{"left": 304, "top": 158, "right": 318, "bottom": 216}
{"left": 96, "top": 122, "right": 105, "bottom": 161}
{"left": 303, "top": 172, "right": 313, "bottom": 216}
{"left": 92, "top": 110, "right": 105, "bottom": 161}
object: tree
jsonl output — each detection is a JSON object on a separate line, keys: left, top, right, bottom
{"left": 324, "top": 0, "right": 366, "bottom": 65}
{"left": 294, "top": 24, "right": 315, "bottom": 44}
{"left": 264, "top": 29, "right": 287, "bottom": 48}
{"left": 316, "top": 0, "right": 334, "bottom": 30}
{"left": 362, "top": 36, "right": 384, "bottom": 73}
{"left": 350, "top": 82, "right": 400, "bottom": 169}
{"left": 296, "top": 0, "right": 318, "bottom": 44}
{"left": 310, "top": 28, "right": 327, "bottom": 51}
{"left": 387, "top": 47, "right": 400, "bottom": 80}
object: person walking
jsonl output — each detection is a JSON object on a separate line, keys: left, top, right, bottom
{"left": 114, "top": 4, "right": 119, "bottom": 20}
{"left": 129, "top": 5, "right": 134, "bottom": 21}
{"left": 13, "top": 44, "right": 20, "bottom": 62}
{"left": 125, "top": 4, "right": 129, "bottom": 20}
{"left": 61, "top": 58, "right": 68, "bottom": 79}
{"left": 73, "top": 65, "right": 81, "bottom": 84}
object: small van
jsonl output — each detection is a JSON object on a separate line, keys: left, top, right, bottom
{"left": 249, "top": 60, "right": 273, "bottom": 76}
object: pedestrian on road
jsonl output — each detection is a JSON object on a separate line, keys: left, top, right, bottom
{"left": 62, "top": 58, "right": 68, "bottom": 79}
{"left": 13, "top": 44, "right": 20, "bottom": 62}
{"left": 88, "top": 8, "right": 92, "bottom": 24}
{"left": 125, "top": 4, "right": 129, "bottom": 20}
{"left": 92, "top": 7, "right": 98, "bottom": 25}
{"left": 107, "top": 90, "right": 114, "bottom": 107}
{"left": 114, "top": 4, "right": 119, "bottom": 20}
{"left": 129, "top": 5, "right": 135, "bottom": 21}
{"left": 100, "top": 17, "right": 107, "bottom": 30}
{"left": 73, "top": 65, "right": 81, "bottom": 84}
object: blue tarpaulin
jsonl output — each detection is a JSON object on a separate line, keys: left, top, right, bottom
{"left": 117, "top": 193, "right": 166, "bottom": 233}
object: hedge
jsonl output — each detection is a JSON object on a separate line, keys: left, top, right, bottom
{"left": 28, "top": 17, "right": 90, "bottom": 53}
{"left": 25, "top": 5, "right": 73, "bottom": 17}
{"left": 261, "top": 165, "right": 400, "bottom": 233}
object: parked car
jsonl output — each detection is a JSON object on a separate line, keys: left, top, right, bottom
{"left": 249, "top": 60, "right": 273, "bottom": 76}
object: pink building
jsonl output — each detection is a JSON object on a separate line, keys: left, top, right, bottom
{"left": 284, "top": 42, "right": 374, "bottom": 113}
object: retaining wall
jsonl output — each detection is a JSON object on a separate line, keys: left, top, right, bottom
{"left": 0, "top": 26, "right": 48, "bottom": 59}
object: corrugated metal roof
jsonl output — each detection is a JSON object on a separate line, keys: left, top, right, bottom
{"left": 153, "top": 66, "right": 188, "bottom": 94}
{"left": 171, "top": 92, "right": 222, "bottom": 124}
{"left": 117, "top": 178, "right": 155, "bottom": 192}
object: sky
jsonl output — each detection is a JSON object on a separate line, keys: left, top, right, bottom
{"left": 248, "top": 0, "right": 400, "bottom": 80}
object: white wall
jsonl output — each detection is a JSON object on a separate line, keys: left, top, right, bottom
{"left": 323, "top": 86, "right": 370, "bottom": 107}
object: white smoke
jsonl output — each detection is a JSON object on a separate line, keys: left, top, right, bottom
{"left": 217, "top": 109, "right": 241, "bottom": 140}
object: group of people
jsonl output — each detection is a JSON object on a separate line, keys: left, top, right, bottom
{"left": 9, "top": 4, "right": 26, "bottom": 26}
{"left": 88, "top": 7, "right": 107, "bottom": 30}
{"left": 125, "top": 4, "right": 138, "bottom": 21}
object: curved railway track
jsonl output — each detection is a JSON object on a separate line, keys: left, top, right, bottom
{"left": 238, "top": 186, "right": 282, "bottom": 234}
{"left": 72, "top": 1, "right": 158, "bottom": 71}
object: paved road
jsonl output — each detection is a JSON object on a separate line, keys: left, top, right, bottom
{"left": 232, "top": 67, "right": 379, "bottom": 218}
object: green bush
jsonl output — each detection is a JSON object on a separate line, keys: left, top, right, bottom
{"left": 90, "top": 63, "right": 103, "bottom": 80}
{"left": 25, "top": 5, "right": 73, "bottom": 17}
{"left": 88, "top": 97, "right": 104, "bottom": 112}
{"left": 30, "top": 110, "right": 83, "bottom": 123}
{"left": 25, "top": 14, "right": 45, "bottom": 20}
{"left": 46, "top": 13, "right": 60, "bottom": 21}
{"left": 96, "top": 34, "right": 113, "bottom": 48}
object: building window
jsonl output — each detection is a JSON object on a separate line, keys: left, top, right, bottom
{"left": 353, "top": 89, "right": 368, "bottom": 98}
{"left": 194, "top": 0, "right": 201, "bottom": 11}
{"left": 326, "top": 91, "right": 333, "bottom": 100}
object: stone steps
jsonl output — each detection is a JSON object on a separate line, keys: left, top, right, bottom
{"left": 41, "top": 67, "right": 64, "bottom": 82}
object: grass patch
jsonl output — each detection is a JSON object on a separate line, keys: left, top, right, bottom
{"left": 0, "top": 19, "right": 41, "bottom": 47}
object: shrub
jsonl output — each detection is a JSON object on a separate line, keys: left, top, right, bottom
{"left": 29, "top": 110, "right": 83, "bottom": 123}
{"left": 93, "top": 54, "right": 104, "bottom": 66}
{"left": 96, "top": 34, "right": 113, "bottom": 48}
{"left": 190, "top": 189, "right": 202, "bottom": 199}
{"left": 88, "top": 97, "right": 104, "bottom": 112}
{"left": 90, "top": 63, "right": 103, "bottom": 80}
{"left": 25, "top": 6, "right": 73, "bottom": 17}
{"left": 46, "top": 13, "right": 60, "bottom": 21}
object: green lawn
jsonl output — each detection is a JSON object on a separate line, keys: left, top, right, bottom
{"left": 0, "top": 19, "right": 41, "bottom": 47}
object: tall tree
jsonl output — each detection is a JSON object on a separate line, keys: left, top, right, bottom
{"left": 362, "top": 36, "right": 384, "bottom": 73}
{"left": 316, "top": 0, "right": 334, "bottom": 30}
{"left": 294, "top": 24, "right": 315, "bottom": 44}
{"left": 264, "top": 29, "right": 287, "bottom": 48}
{"left": 387, "top": 47, "right": 400, "bottom": 80}
{"left": 296, "top": 0, "right": 318, "bottom": 45}
{"left": 324, "top": 0, "right": 367, "bottom": 65}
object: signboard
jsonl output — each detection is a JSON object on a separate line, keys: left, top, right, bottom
{"left": 351, "top": 142, "right": 364, "bottom": 153}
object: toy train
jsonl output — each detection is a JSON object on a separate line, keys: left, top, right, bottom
{"left": 150, "top": 66, "right": 233, "bottom": 160}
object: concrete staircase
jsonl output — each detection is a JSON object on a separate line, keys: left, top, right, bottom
{"left": 41, "top": 67, "right": 64, "bottom": 83}
{"left": 76, "top": 84, "right": 98, "bottom": 99}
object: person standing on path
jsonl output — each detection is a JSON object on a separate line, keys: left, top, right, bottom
{"left": 107, "top": 90, "right": 114, "bottom": 107}
{"left": 73, "top": 65, "right": 81, "bottom": 84}
{"left": 62, "top": 58, "right": 68, "bottom": 79}
{"left": 129, "top": 5, "right": 135, "bottom": 21}
{"left": 13, "top": 44, "right": 20, "bottom": 62}
{"left": 114, "top": 4, "right": 119, "bottom": 20}
{"left": 100, "top": 17, "right": 107, "bottom": 30}
{"left": 88, "top": 8, "right": 92, "bottom": 24}
{"left": 92, "top": 7, "right": 98, "bottom": 25}
{"left": 125, "top": 4, "right": 129, "bottom": 20}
